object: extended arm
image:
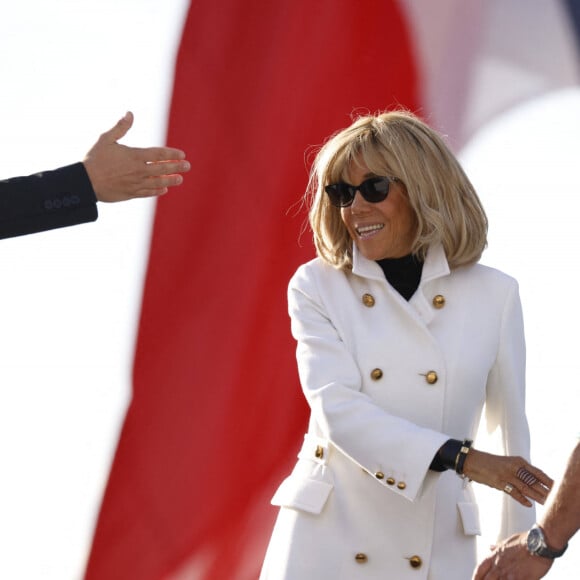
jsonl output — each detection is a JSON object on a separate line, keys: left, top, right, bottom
{"left": 0, "top": 112, "right": 190, "bottom": 239}
{"left": 430, "top": 440, "right": 551, "bottom": 508}
{"left": 540, "top": 440, "right": 580, "bottom": 550}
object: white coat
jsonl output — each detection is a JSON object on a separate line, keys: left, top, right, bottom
{"left": 260, "top": 244, "right": 535, "bottom": 580}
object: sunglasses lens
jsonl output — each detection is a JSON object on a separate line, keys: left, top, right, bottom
{"left": 325, "top": 177, "right": 392, "bottom": 207}
{"left": 325, "top": 183, "right": 354, "bottom": 207}
{"left": 360, "top": 177, "right": 390, "bottom": 202}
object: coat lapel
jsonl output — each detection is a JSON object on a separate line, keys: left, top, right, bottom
{"left": 411, "top": 244, "right": 451, "bottom": 326}
{"left": 352, "top": 243, "right": 451, "bottom": 326}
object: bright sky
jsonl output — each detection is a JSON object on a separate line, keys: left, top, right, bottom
{"left": 0, "top": 2, "right": 578, "bottom": 579}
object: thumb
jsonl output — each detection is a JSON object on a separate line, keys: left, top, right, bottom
{"left": 102, "top": 111, "right": 134, "bottom": 143}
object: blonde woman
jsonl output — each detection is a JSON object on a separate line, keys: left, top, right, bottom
{"left": 260, "top": 110, "right": 551, "bottom": 579}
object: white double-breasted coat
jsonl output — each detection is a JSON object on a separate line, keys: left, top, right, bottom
{"left": 260, "top": 244, "right": 535, "bottom": 579}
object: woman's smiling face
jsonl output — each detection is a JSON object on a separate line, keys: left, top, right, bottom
{"left": 340, "top": 160, "right": 418, "bottom": 261}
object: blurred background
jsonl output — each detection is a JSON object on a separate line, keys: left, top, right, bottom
{"left": 0, "top": 1, "right": 579, "bottom": 578}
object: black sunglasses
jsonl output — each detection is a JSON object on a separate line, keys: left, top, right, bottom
{"left": 324, "top": 176, "right": 397, "bottom": 208}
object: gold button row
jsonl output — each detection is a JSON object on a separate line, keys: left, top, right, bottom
{"left": 361, "top": 293, "right": 446, "bottom": 309}
{"left": 374, "top": 471, "right": 406, "bottom": 490}
{"left": 370, "top": 368, "right": 439, "bottom": 385}
{"left": 354, "top": 553, "right": 422, "bottom": 568}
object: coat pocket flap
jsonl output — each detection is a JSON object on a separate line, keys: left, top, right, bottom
{"left": 457, "top": 501, "right": 481, "bottom": 536}
{"left": 271, "top": 476, "right": 333, "bottom": 515}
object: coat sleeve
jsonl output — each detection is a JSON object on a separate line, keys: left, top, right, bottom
{"left": 288, "top": 265, "right": 450, "bottom": 502}
{"left": 0, "top": 163, "right": 98, "bottom": 239}
{"left": 484, "top": 280, "right": 536, "bottom": 540}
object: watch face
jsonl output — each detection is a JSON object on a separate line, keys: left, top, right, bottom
{"left": 526, "top": 526, "right": 567, "bottom": 559}
{"left": 527, "top": 528, "right": 543, "bottom": 553}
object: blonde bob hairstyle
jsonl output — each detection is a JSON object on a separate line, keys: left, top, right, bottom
{"left": 307, "top": 110, "right": 488, "bottom": 270}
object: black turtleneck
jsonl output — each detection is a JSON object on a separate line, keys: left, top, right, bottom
{"left": 375, "top": 253, "right": 461, "bottom": 473}
{"left": 376, "top": 253, "right": 423, "bottom": 301}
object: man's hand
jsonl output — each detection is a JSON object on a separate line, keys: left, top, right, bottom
{"left": 473, "top": 532, "right": 553, "bottom": 580}
{"left": 83, "top": 111, "right": 190, "bottom": 202}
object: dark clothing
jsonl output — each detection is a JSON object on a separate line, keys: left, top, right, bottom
{"left": 0, "top": 162, "right": 98, "bottom": 239}
{"left": 376, "top": 253, "right": 423, "bottom": 300}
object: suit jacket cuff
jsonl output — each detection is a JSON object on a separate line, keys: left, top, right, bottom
{"left": 0, "top": 162, "right": 98, "bottom": 239}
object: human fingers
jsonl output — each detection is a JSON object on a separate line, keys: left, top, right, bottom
{"left": 497, "top": 458, "right": 550, "bottom": 504}
{"left": 144, "top": 159, "right": 191, "bottom": 177}
{"left": 134, "top": 145, "right": 187, "bottom": 163}
{"left": 517, "top": 465, "right": 553, "bottom": 491}
{"left": 502, "top": 482, "right": 534, "bottom": 507}
{"left": 520, "top": 482, "right": 550, "bottom": 505}
{"left": 472, "top": 554, "right": 493, "bottom": 580}
{"left": 502, "top": 478, "right": 549, "bottom": 507}
{"left": 128, "top": 175, "right": 184, "bottom": 198}
{"left": 132, "top": 186, "right": 169, "bottom": 198}
{"left": 509, "top": 463, "right": 552, "bottom": 504}
{"left": 100, "top": 111, "right": 134, "bottom": 143}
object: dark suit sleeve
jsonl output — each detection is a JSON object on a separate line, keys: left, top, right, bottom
{"left": 0, "top": 162, "right": 98, "bottom": 239}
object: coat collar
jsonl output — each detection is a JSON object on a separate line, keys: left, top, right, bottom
{"left": 352, "top": 244, "right": 451, "bottom": 327}
{"left": 351, "top": 243, "right": 451, "bottom": 285}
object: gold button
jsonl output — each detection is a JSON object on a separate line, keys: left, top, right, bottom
{"left": 409, "top": 555, "right": 422, "bottom": 568}
{"left": 397, "top": 481, "right": 407, "bottom": 490}
{"left": 355, "top": 553, "right": 368, "bottom": 564}
{"left": 425, "top": 371, "right": 438, "bottom": 384}
{"left": 362, "top": 293, "right": 375, "bottom": 307}
{"left": 432, "top": 294, "right": 445, "bottom": 309}
{"left": 375, "top": 471, "right": 385, "bottom": 480}
{"left": 386, "top": 477, "right": 395, "bottom": 485}
{"left": 314, "top": 445, "right": 324, "bottom": 459}
{"left": 370, "top": 368, "right": 383, "bottom": 381}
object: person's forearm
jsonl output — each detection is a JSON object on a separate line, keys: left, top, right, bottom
{"left": 540, "top": 441, "right": 580, "bottom": 550}
{"left": 0, "top": 163, "right": 97, "bottom": 238}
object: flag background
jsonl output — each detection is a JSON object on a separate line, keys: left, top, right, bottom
{"left": 0, "top": 1, "right": 579, "bottom": 579}
{"left": 86, "top": 2, "right": 421, "bottom": 578}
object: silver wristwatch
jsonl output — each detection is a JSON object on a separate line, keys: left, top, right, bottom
{"left": 526, "top": 524, "right": 568, "bottom": 559}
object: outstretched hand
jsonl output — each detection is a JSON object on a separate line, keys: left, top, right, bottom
{"left": 463, "top": 449, "right": 553, "bottom": 507}
{"left": 83, "top": 111, "right": 190, "bottom": 202}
